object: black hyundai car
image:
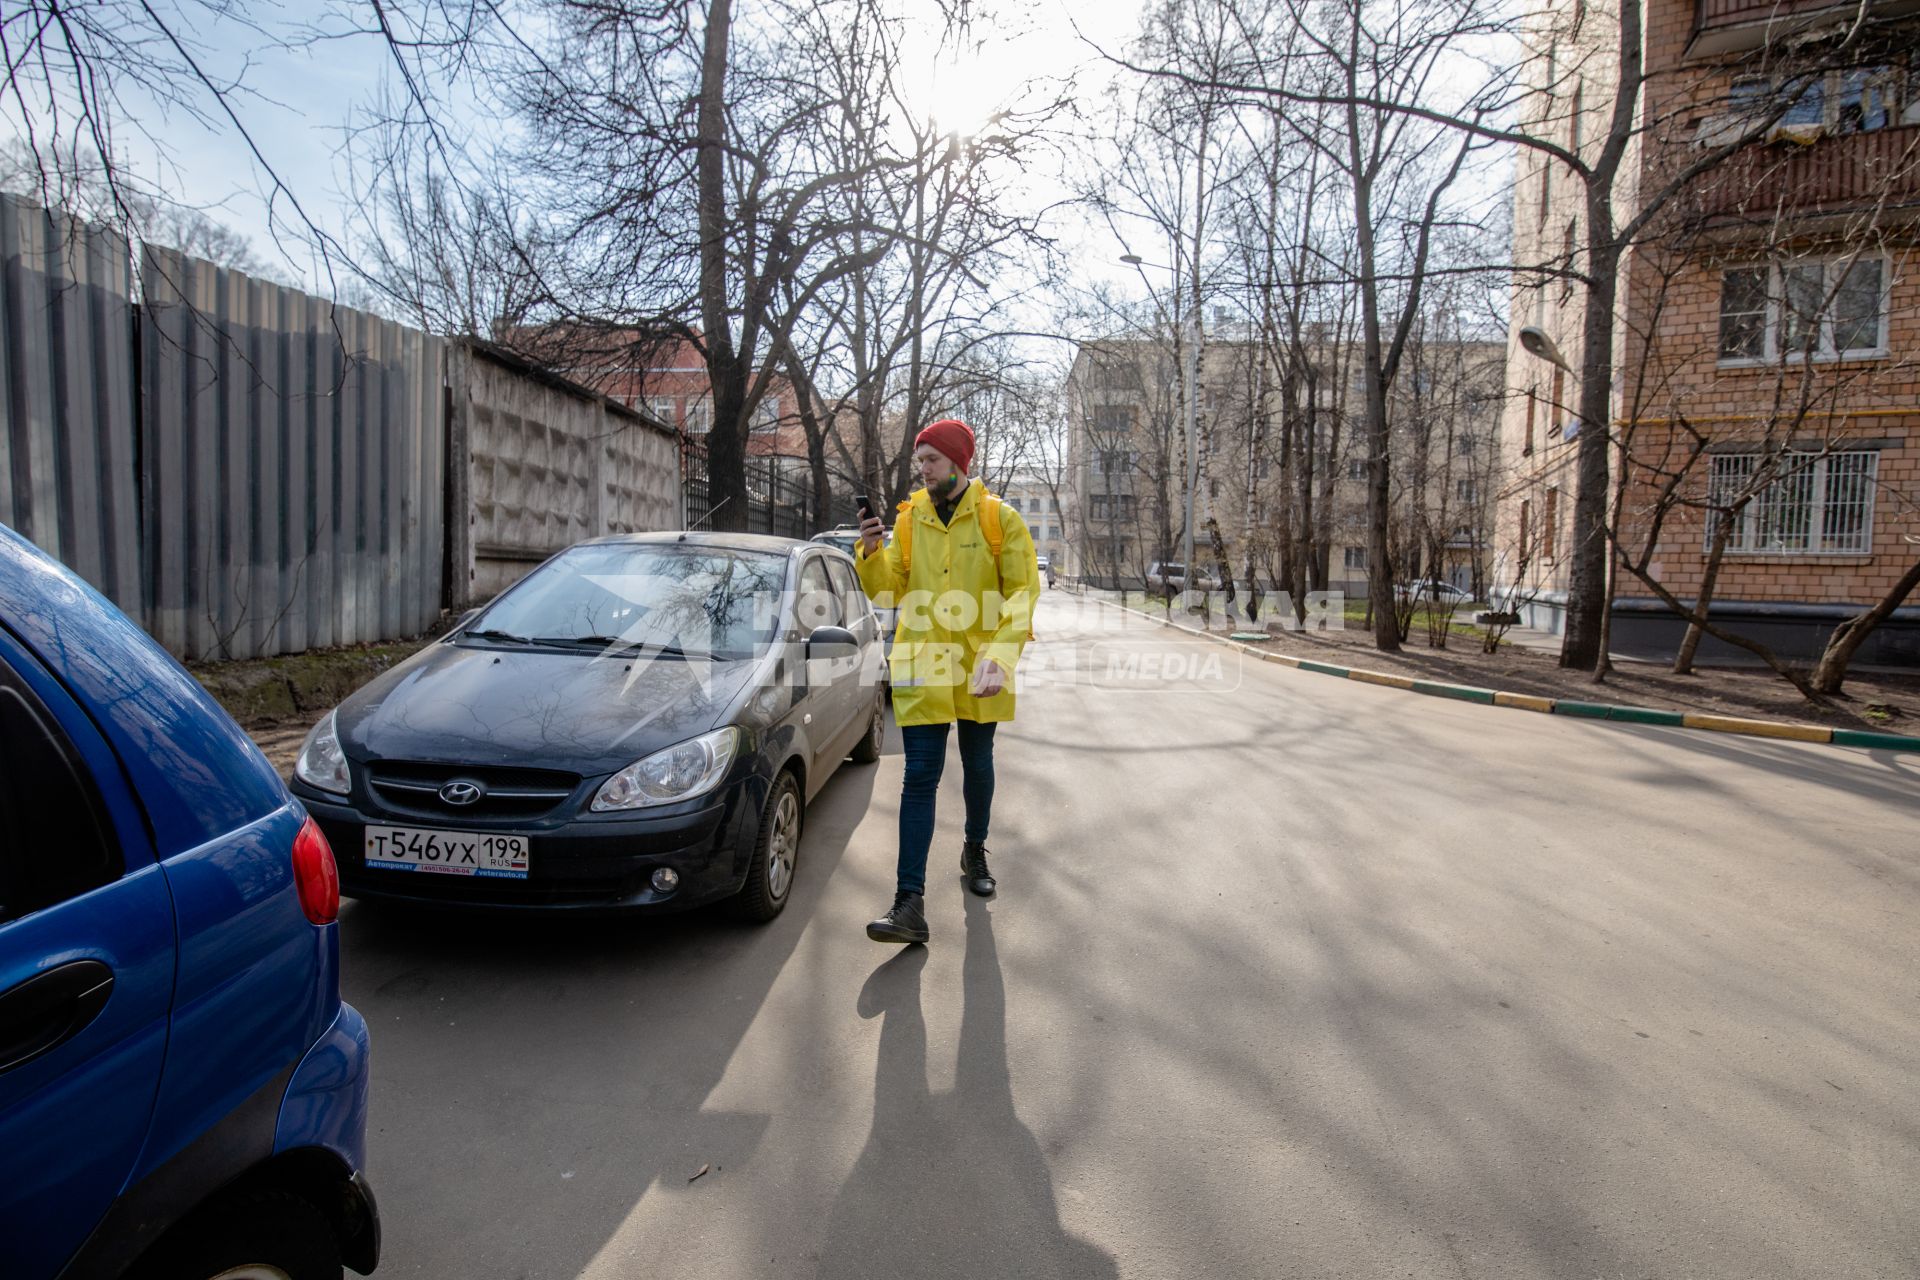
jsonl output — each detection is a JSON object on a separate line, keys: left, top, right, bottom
{"left": 290, "top": 532, "right": 887, "bottom": 921}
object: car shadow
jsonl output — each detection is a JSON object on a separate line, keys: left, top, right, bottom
{"left": 816, "top": 895, "right": 1118, "bottom": 1279}
{"left": 336, "top": 752, "right": 882, "bottom": 1278}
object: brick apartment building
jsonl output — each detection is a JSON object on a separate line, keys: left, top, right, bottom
{"left": 1497, "top": 0, "right": 1920, "bottom": 665}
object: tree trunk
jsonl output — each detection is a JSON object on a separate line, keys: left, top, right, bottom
{"left": 1674, "top": 517, "right": 1735, "bottom": 674}
{"left": 694, "top": 0, "right": 747, "bottom": 531}
{"left": 1560, "top": 0, "right": 1642, "bottom": 670}
{"left": 1561, "top": 231, "right": 1619, "bottom": 669}
{"left": 1348, "top": 143, "right": 1397, "bottom": 649}
{"left": 1812, "top": 557, "right": 1920, "bottom": 694}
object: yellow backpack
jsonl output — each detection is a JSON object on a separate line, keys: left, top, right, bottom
{"left": 894, "top": 487, "right": 1034, "bottom": 641}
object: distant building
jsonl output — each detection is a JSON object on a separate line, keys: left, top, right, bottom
{"left": 996, "top": 473, "right": 1068, "bottom": 570}
{"left": 1064, "top": 333, "right": 1503, "bottom": 595}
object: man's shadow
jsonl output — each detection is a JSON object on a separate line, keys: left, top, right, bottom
{"left": 819, "top": 895, "right": 1117, "bottom": 1279}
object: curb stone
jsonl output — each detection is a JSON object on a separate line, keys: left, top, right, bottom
{"left": 1093, "top": 597, "right": 1920, "bottom": 756}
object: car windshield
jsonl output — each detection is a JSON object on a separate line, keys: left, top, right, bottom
{"left": 470, "top": 544, "right": 790, "bottom": 659}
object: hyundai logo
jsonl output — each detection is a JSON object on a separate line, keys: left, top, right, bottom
{"left": 439, "top": 780, "right": 485, "bottom": 807}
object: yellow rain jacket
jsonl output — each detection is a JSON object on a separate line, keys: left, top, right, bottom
{"left": 855, "top": 479, "right": 1037, "bottom": 727}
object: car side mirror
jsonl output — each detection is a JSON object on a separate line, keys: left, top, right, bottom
{"left": 806, "top": 625, "right": 860, "bottom": 662}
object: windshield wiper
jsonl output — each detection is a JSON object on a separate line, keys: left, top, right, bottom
{"left": 539, "top": 635, "right": 699, "bottom": 658}
{"left": 465, "top": 628, "right": 533, "bottom": 644}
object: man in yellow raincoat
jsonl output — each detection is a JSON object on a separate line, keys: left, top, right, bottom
{"left": 855, "top": 418, "right": 1037, "bottom": 944}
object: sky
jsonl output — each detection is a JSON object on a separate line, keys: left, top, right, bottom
{"left": 2, "top": 0, "right": 1153, "bottom": 302}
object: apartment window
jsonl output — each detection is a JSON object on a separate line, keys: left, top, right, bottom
{"left": 1456, "top": 479, "right": 1479, "bottom": 504}
{"left": 1543, "top": 486, "right": 1559, "bottom": 560}
{"left": 1560, "top": 218, "right": 1578, "bottom": 302}
{"left": 1347, "top": 457, "right": 1368, "bottom": 481}
{"left": 752, "top": 397, "right": 782, "bottom": 434}
{"left": 684, "top": 400, "right": 711, "bottom": 436}
{"left": 1093, "top": 362, "right": 1143, "bottom": 391}
{"left": 1090, "top": 494, "right": 1138, "bottom": 522}
{"left": 1096, "top": 448, "right": 1138, "bottom": 474}
{"left": 1718, "top": 257, "right": 1888, "bottom": 364}
{"left": 1731, "top": 66, "right": 1911, "bottom": 137}
{"left": 1456, "top": 432, "right": 1477, "bottom": 458}
{"left": 648, "top": 396, "right": 677, "bottom": 425}
{"left": 1093, "top": 404, "right": 1134, "bottom": 433}
{"left": 1707, "top": 451, "right": 1878, "bottom": 555}
{"left": 1344, "top": 545, "right": 1368, "bottom": 571}
{"left": 1524, "top": 391, "right": 1536, "bottom": 457}
{"left": 1519, "top": 498, "right": 1533, "bottom": 565}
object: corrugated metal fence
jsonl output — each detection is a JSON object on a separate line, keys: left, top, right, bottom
{"left": 0, "top": 197, "right": 691, "bottom": 662}
{"left": 142, "top": 246, "right": 447, "bottom": 659}
{"left": 0, "top": 195, "right": 143, "bottom": 618}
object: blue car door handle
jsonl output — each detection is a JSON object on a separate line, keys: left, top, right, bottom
{"left": 0, "top": 959, "right": 115, "bottom": 1074}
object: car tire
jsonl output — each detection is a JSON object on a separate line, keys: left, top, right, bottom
{"left": 730, "top": 770, "right": 802, "bottom": 924}
{"left": 144, "top": 1189, "right": 341, "bottom": 1280}
{"left": 849, "top": 694, "right": 885, "bottom": 764}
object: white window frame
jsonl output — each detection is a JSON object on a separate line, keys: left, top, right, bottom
{"left": 1717, "top": 255, "right": 1891, "bottom": 367}
{"left": 683, "top": 399, "right": 711, "bottom": 436}
{"left": 751, "top": 396, "right": 782, "bottom": 434}
{"left": 1706, "top": 450, "right": 1879, "bottom": 556}
{"left": 1344, "top": 545, "right": 1369, "bottom": 571}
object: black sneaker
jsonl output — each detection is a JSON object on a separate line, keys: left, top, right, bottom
{"left": 866, "top": 891, "right": 930, "bottom": 944}
{"left": 961, "top": 842, "right": 996, "bottom": 897}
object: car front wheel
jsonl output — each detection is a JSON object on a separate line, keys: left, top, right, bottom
{"left": 730, "top": 770, "right": 802, "bottom": 923}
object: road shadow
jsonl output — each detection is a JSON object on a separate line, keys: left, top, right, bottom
{"left": 818, "top": 895, "right": 1117, "bottom": 1280}
{"left": 335, "top": 756, "right": 881, "bottom": 1278}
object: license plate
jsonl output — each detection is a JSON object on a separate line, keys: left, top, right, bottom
{"left": 364, "top": 825, "right": 530, "bottom": 879}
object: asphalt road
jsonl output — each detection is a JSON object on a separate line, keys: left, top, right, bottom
{"left": 339, "top": 594, "right": 1920, "bottom": 1279}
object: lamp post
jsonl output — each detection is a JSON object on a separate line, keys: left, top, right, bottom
{"left": 1121, "top": 253, "right": 1200, "bottom": 603}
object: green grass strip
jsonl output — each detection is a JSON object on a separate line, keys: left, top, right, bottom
{"left": 1831, "top": 728, "right": 1920, "bottom": 753}
{"left": 1411, "top": 680, "right": 1496, "bottom": 704}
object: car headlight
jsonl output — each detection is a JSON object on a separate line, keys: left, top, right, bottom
{"left": 591, "top": 727, "right": 741, "bottom": 812}
{"left": 294, "top": 710, "right": 351, "bottom": 796}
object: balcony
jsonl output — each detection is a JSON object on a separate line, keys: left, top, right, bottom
{"left": 1690, "top": 0, "right": 1920, "bottom": 56}
{"left": 1692, "top": 125, "right": 1920, "bottom": 228}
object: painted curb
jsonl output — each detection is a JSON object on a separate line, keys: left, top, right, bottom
{"left": 1094, "top": 597, "right": 1920, "bottom": 755}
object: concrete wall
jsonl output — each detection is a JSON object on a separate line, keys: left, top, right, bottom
{"left": 450, "top": 341, "right": 681, "bottom": 605}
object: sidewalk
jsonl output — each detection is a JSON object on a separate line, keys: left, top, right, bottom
{"left": 1070, "top": 584, "right": 1920, "bottom": 735}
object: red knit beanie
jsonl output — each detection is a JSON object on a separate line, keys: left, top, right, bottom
{"left": 914, "top": 418, "right": 975, "bottom": 475}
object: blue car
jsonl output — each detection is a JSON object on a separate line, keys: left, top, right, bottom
{"left": 0, "top": 524, "right": 378, "bottom": 1279}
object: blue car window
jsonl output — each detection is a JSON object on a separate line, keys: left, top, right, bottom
{"left": 0, "top": 658, "right": 121, "bottom": 924}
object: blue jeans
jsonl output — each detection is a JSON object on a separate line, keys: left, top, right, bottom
{"left": 896, "top": 720, "right": 996, "bottom": 895}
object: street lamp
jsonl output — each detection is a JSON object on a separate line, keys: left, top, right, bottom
{"left": 1120, "top": 253, "right": 1200, "bottom": 603}
{"left": 1518, "top": 325, "right": 1573, "bottom": 372}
